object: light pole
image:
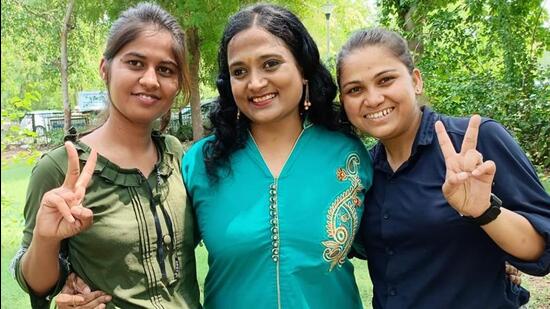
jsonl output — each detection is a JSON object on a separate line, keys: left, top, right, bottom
{"left": 322, "top": 2, "right": 335, "bottom": 61}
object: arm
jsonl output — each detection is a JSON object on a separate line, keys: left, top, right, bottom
{"left": 19, "top": 142, "right": 97, "bottom": 295}
{"left": 435, "top": 116, "right": 547, "bottom": 261}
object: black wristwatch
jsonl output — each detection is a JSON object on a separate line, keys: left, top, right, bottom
{"left": 464, "top": 193, "right": 503, "bottom": 226}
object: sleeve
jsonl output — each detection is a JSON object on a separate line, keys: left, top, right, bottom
{"left": 181, "top": 142, "right": 205, "bottom": 247}
{"left": 350, "top": 137, "right": 374, "bottom": 260}
{"left": 477, "top": 120, "right": 550, "bottom": 276}
{"left": 9, "top": 151, "right": 71, "bottom": 308}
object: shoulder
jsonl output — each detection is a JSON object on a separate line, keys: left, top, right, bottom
{"left": 157, "top": 133, "right": 184, "bottom": 157}
{"left": 436, "top": 113, "right": 509, "bottom": 146}
{"left": 32, "top": 144, "right": 69, "bottom": 177}
{"left": 310, "top": 126, "right": 366, "bottom": 149}
{"left": 181, "top": 135, "right": 215, "bottom": 183}
{"left": 183, "top": 135, "right": 215, "bottom": 164}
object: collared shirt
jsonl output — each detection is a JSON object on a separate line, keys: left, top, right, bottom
{"left": 183, "top": 125, "right": 373, "bottom": 309}
{"left": 356, "top": 106, "right": 550, "bottom": 308}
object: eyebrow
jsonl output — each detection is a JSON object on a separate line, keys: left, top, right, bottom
{"left": 228, "top": 53, "right": 283, "bottom": 68}
{"left": 122, "top": 52, "right": 178, "bottom": 67}
{"left": 341, "top": 69, "right": 398, "bottom": 89}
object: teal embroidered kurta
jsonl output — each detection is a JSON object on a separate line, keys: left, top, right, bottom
{"left": 182, "top": 125, "right": 373, "bottom": 309}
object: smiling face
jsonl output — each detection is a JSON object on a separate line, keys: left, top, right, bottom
{"left": 100, "top": 26, "right": 180, "bottom": 127}
{"left": 339, "top": 45, "right": 423, "bottom": 142}
{"left": 227, "top": 27, "right": 304, "bottom": 129}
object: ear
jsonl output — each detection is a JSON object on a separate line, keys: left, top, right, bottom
{"left": 412, "top": 68, "right": 423, "bottom": 95}
{"left": 99, "top": 59, "right": 108, "bottom": 81}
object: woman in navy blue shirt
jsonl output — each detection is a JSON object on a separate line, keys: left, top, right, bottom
{"left": 337, "top": 28, "right": 550, "bottom": 308}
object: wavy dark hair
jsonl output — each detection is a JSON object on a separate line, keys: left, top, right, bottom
{"left": 204, "top": 3, "right": 350, "bottom": 182}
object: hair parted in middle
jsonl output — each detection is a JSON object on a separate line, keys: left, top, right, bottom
{"left": 203, "top": 3, "right": 351, "bottom": 182}
{"left": 101, "top": 2, "right": 189, "bottom": 132}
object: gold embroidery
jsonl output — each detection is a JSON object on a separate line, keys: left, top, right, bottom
{"left": 322, "top": 153, "right": 363, "bottom": 271}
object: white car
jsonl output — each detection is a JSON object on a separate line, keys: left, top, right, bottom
{"left": 20, "top": 110, "right": 89, "bottom": 144}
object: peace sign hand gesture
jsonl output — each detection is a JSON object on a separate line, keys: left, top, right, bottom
{"left": 34, "top": 142, "right": 98, "bottom": 241}
{"left": 435, "top": 115, "right": 496, "bottom": 217}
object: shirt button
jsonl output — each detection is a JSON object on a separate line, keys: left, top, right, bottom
{"left": 383, "top": 213, "right": 390, "bottom": 220}
{"left": 385, "top": 247, "right": 394, "bottom": 256}
{"left": 163, "top": 234, "right": 172, "bottom": 245}
{"left": 389, "top": 288, "right": 396, "bottom": 296}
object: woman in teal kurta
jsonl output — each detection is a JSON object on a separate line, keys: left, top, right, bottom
{"left": 182, "top": 4, "right": 373, "bottom": 308}
{"left": 183, "top": 124, "right": 372, "bottom": 308}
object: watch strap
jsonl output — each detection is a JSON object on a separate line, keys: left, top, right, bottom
{"left": 464, "top": 193, "right": 502, "bottom": 226}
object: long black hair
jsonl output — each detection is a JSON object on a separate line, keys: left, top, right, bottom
{"left": 204, "top": 3, "right": 350, "bottom": 182}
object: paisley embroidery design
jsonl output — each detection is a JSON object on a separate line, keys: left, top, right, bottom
{"left": 322, "top": 153, "right": 363, "bottom": 271}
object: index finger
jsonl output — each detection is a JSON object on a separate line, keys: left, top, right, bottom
{"left": 435, "top": 120, "right": 456, "bottom": 160}
{"left": 461, "top": 115, "right": 481, "bottom": 153}
{"left": 75, "top": 149, "right": 97, "bottom": 200}
{"left": 63, "top": 142, "right": 80, "bottom": 190}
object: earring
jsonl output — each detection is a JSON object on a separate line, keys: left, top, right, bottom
{"left": 304, "top": 80, "right": 311, "bottom": 111}
{"left": 415, "top": 88, "right": 421, "bottom": 94}
{"left": 236, "top": 109, "right": 240, "bottom": 121}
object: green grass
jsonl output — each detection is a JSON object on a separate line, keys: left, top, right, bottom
{"left": 1, "top": 160, "right": 548, "bottom": 308}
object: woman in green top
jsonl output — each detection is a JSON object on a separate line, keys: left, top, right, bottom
{"left": 11, "top": 3, "right": 200, "bottom": 308}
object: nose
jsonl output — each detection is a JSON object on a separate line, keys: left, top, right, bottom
{"left": 247, "top": 70, "right": 267, "bottom": 92}
{"left": 363, "top": 88, "right": 384, "bottom": 107}
{"left": 139, "top": 67, "right": 160, "bottom": 90}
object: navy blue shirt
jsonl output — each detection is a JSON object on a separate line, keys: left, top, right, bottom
{"left": 356, "top": 106, "right": 550, "bottom": 308}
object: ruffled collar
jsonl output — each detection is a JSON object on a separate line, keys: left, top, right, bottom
{"left": 67, "top": 130, "right": 175, "bottom": 187}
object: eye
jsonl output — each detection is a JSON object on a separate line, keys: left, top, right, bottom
{"left": 263, "top": 59, "right": 281, "bottom": 71}
{"left": 379, "top": 76, "right": 395, "bottom": 85}
{"left": 231, "top": 67, "right": 247, "bottom": 78}
{"left": 158, "top": 66, "right": 175, "bottom": 76}
{"left": 127, "top": 59, "right": 143, "bottom": 67}
{"left": 346, "top": 86, "right": 362, "bottom": 95}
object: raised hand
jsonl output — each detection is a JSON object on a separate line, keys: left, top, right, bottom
{"left": 34, "top": 142, "right": 98, "bottom": 240}
{"left": 435, "top": 115, "right": 496, "bottom": 217}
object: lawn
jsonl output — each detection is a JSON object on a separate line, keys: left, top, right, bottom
{"left": 1, "top": 160, "right": 548, "bottom": 308}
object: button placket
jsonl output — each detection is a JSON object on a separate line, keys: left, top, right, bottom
{"left": 269, "top": 183, "right": 280, "bottom": 262}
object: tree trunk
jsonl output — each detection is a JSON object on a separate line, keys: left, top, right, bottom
{"left": 61, "top": 0, "right": 75, "bottom": 132}
{"left": 185, "top": 27, "right": 203, "bottom": 140}
{"left": 396, "top": 3, "right": 424, "bottom": 62}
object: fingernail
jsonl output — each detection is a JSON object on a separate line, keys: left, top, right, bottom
{"left": 68, "top": 216, "right": 75, "bottom": 223}
{"left": 84, "top": 286, "right": 91, "bottom": 294}
{"left": 105, "top": 295, "right": 112, "bottom": 301}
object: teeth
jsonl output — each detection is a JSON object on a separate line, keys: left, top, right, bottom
{"left": 252, "top": 93, "right": 275, "bottom": 103}
{"left": 364, "top": 107, "right": 394, "bottom": 119}
{"left": 139, "top": 94, "right": 155, "bottom": 100}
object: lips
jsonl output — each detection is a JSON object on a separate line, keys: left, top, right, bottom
{"left": 364, "top": 107, "right": 395, "bottom": 120}
{"left": 133, "top": 93, "right": 160, "bottom": 105}
{"left": 249, "top": 92, "right": 276, "bottom": 107}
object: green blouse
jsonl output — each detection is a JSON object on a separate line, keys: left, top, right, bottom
{"left": 12, "top": 133, "right": 200, "bottom": 309}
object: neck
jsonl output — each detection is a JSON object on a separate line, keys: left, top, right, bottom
{"left": 381, "top": 109, "right": 423, "bottom": 172}
{"left": 249, "top": 116, "right": 303, "bottom": 150}
{"left": 95, "top": 117, "right": 154, "bottom": 151}
{"left": 81, "top": 112, "right": 158, "bottom": 176}
{"left": 249, "top": 115, "right": 303, "bottom": 178}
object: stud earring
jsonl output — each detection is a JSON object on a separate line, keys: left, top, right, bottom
{"left": 304, "top": 80, "right": 311, "bottom": 111}
{"left": 236, "top": 109, "right": 240, "bottom": 121}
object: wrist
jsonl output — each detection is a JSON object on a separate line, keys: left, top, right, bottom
{"left": 464, "top": 193, "right": 502, "bottom": 226}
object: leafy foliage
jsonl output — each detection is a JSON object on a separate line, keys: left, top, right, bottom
{"left": 379, "top": 0, "right": 550, "bottom": 169}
